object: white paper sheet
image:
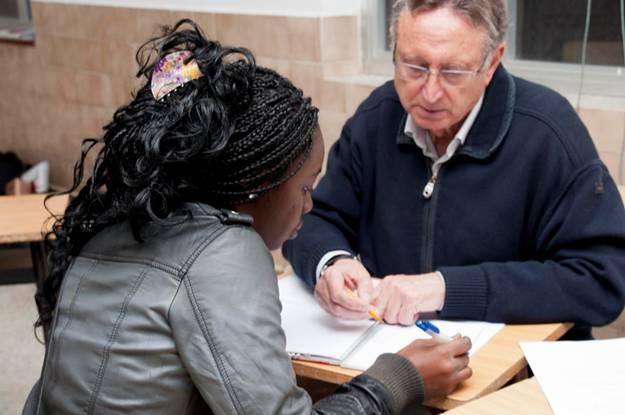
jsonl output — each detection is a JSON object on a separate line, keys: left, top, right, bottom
{"left": 342, "top": 318, "right": 503, "bottom": 370}
{"left": 342, "top": 323, "right": 428, "bottom": 370}
{"left": 434, "top": 320, "right": 504, "bottom": 354}
{"left": 279, "top": 275, "right": 373, "bottom": 362}
{"left": 279, "top": 275, "right": 504, "bottom": 369}
{"left": 521, "top": 338, "right": 625, "bottom": 415}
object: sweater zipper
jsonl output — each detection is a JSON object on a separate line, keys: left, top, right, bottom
{"left": 421, "top": 166, "right": 442, "bottom": 272}
{"left": 422, "top": 174, "right": 438, "bottom": 199}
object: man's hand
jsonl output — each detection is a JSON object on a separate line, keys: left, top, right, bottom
{"left": 372, "top": 273, "right": 445, "bottom": 325}
{"left": 314, "top": 258, "right": 374, "bottom": 319}
{"left": 398, "top": 336, "right": 472, "bottom": 399}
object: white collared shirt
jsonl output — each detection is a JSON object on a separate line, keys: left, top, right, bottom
{"left": 404, "top": 93, "right": 484, "bottom": 176}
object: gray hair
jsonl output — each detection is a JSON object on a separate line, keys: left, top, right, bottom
{"left": 389, "top": 0, "right": 508, "bottom": 56}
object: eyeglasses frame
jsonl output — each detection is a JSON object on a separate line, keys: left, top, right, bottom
{"left": 394, "top": 52, "right": 492, "bottom": 87}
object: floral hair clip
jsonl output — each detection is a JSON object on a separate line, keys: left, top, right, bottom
{"left": 151, "top": 50, "right": 204, "bottom": 100}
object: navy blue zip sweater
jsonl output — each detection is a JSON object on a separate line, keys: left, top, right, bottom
{"left": 283, "top": 65, "right": 625, "bottom": 339}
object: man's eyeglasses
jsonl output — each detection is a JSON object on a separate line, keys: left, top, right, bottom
{"left": 395, "top": 54, "right": 490, "bottom": 87}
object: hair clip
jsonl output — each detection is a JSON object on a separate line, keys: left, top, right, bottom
{"left": 151, "top": 50, "right": 204, "bottom": 100}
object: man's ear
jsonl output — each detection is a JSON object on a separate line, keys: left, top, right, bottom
{"left": 484, "top": 42, "right": 506, "bottom": 85}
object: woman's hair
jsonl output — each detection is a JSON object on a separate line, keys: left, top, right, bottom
{"left": 37, "top": 19, "right": 318, "bottom": 333}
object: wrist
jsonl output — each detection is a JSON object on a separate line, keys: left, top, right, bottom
{"left": 434, "top": 271, "right": 446, "bottom": 311}
{"left": 319, "top": 254, "right": 356, "bottom": 279}
{"left": 417, "top": 271, "right": 446, "bottom": 312}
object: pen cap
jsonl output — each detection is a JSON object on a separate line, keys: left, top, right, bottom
{"left": 416, "top": 320, "right": 440, "bottom": 334}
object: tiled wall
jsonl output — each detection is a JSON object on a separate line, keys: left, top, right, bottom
{"left": 1, "top": 1, "right": 624, "bottom": 189}
{"left": 0, "top": 2, "right": 361, "bottom": 187}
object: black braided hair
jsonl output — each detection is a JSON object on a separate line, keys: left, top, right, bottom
{"left": 37, "top": 19, "right": 318, "bottom": 334}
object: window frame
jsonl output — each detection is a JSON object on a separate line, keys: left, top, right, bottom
{"left": 0, "top": 0, "right": 34, "bottom": 43}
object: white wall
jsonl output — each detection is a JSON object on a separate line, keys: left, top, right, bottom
{"left": 32, "top": 0, "right": 363, "bottom": 16}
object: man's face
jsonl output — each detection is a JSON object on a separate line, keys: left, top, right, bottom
{"left": 394, "top": 7, "right": 504, "bottom": 141}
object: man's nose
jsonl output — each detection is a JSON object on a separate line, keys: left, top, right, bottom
{"left": 421, "top": 72, "right": 444, "bottom": 103}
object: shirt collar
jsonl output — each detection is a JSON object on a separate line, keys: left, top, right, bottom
{"left": 403, "top": 93, "right": 485, "bottom": 154}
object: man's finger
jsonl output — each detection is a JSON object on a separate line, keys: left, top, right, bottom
{"left": 371, "top": 282, "right": 391, "bottom": 314}
{"left": 326, "top": 271, "right": 369, "bottom": 312}
{"left": 355, "top": 276, "right": 374, "bottom": 303}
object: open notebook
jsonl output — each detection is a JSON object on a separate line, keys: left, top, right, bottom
{"left": 278, "top": 275, "right": 503, "bottom": 371}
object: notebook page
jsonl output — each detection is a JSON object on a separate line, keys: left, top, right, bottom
{"left": 365, "top": 278, "right": 503, "bottom": 356}
{"left": 521, "top": 338, "right": 625, "bottom": 415}
{"left": 278, "top": 275, "right": 374, "bottom": 363}
{"left": 342, "top": 323, "right": 429, "bottom": 370}
{"left": 279, "top": 275, "right": 503, "bottom": 369}
{"left": 342, "top": 320, "right": 503, "bottom": 371}
{"left": 432, "top": 320, "right": 504, "bottom": 353}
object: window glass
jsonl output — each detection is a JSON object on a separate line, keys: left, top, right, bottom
{"left": 0, "top": 0, "right": 34, "bottom": 43}
{"left": 514, "top": 0, "right": 623, "bottom": 66}
{"left": 381, "top": 0, "right": 624, "bottom": 66}
{"left": 0, "top": 2, "right": 21, "bottom": 18}
{"left": 383, "top": 0, "right": 393, "bottom": 51}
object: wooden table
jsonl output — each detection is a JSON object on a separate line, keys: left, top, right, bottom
{"left": 444, "top": 377, "right": 552, "bottom": 414}
{"left": 0, "top": 193, "right": 69, "bottom": 290}
{"left": 0, "top": 194, "right": 68, "bottom": 244}
{"left": 293, "top": 321, "right": 570, "bottom": 411}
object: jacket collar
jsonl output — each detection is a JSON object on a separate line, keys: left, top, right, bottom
{"left": 181, "top": 203, "right": 254, "bottom": 226}
{"left": 396, "top": 64, "right": 516, "bottom": 160}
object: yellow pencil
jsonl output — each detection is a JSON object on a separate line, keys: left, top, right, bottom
{"left": 367, "top": 308, "right": 382, "bottom": 322}
{"left": 345, "top": 287, "right": 382, "bottom": 322}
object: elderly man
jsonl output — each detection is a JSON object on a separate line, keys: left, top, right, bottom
{"left": 283, "top": 0, "right": 625, "bottom": 340}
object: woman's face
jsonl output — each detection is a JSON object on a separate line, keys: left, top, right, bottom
{"left": 238, "top": 128, "right": 324, "bottom": 250}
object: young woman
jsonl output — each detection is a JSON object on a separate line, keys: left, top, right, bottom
{"left": 24, "top": 20, "right": 471, "bottom": 414}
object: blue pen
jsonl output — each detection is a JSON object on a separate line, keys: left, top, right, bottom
{"left": 416, "top": 320, "right": 451, "bottom": 342}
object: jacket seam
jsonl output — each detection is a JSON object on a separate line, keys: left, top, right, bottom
{"left": 182, "top": 275, "right": 246, "bottom": 414}
{"left": 537, "top": 159, "right": 606, "bottom": 236}
{"left": 179, "top": 227, "right": 231, "bottom": 276}
{"left": 194, "top": 203, "right": 219, "bottom": 217}
{"left": 43, "top": 259, "right": 98, "bottom": 412}
{"left": 177, "top": 226, "right": 246, "bottom": 413}
{"left": 80, "top": 253, "right": 180, "bottom": 278}
{"left": 85, "top": 267, "right": 149, "bottom": 414}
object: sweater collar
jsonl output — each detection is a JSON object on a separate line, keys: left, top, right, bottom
{"left": 396, "top": 64, "right": 516, "bottom": 160}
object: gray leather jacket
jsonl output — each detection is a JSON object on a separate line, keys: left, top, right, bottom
{"left": 24, "top": 203, "right": 423, "bottom": 414}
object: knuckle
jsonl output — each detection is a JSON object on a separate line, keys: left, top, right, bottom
{"left": 325, "top": 270, "right": 338, "bottom": 281}
{"left": 443, "top": 360, "right": 455, "bottom": 374}
{"left": 318, "top": 301, "right": 330, "bottom": 313}
{"left": 329, "top": 303, "right": 341, "bottom": 314}
{"left": 328, "top": 291, "right": 342, "bottom": 303}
